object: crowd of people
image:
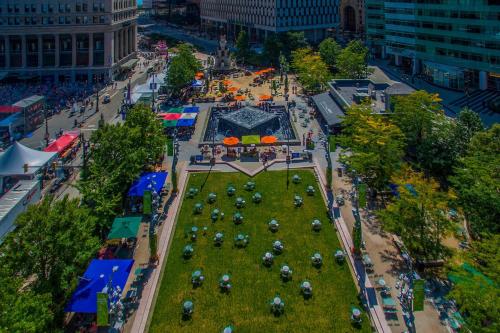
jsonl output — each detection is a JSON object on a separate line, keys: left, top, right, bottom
{"left": 0, "top": 81, "right": 103, "bottom": 111}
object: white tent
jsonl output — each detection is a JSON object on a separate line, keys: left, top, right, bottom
{"left": 0, "top": 142, "right": 57, "bottom": 176}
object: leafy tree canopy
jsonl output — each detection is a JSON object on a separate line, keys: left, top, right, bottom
{"left": 335, "top": 40, "right": 370, "bottom": 79}
{"left": 451, "top": 124, "right": 500, "bottom": 235}
{"left": 339, "top": 103, "right": 406, "bottom": 191}
{"left": 377, "top": 168, "right": 456, "bottom": 259}
{"left": 318, "top": 38, "right": 341, "bottom": 69}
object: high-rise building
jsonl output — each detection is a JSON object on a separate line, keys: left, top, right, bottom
{"left": 0, "top": 0, "right": 138, "bottom": 83}
{"left": 340, "top": 0, "right": 365, "bottom": 36}
{"left": 365, "top": 0, "right": 500, "bottom": 91}
{"left": 200, "top": 0, "right": 340, "bottom": 42}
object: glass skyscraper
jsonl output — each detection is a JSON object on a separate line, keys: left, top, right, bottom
{"left": 366, "top": 0, "right": 500, "bottom": 91}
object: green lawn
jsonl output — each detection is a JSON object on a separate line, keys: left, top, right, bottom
{"left": 149, "top": 170, "right": 370, "bottom": 333}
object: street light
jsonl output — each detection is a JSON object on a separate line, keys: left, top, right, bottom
{"left": 95, "top": 84, "right": 100, "bottom": 113}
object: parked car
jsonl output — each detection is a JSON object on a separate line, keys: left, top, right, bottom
{"left": 103, "top": 94, "right": 111, "bottom": 103}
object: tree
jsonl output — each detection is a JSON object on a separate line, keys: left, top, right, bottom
{"left": 336, "top": 40, "right": 370, "bottom": 79}
{"left": 455, "top": 107, "right": 484, "bottom": 156}
{"left": 0, "top": 267, "right": 54, "bottom": 333}
{"left": 234, "top": 30, "right": 251, "bottom": 63}
{"left": 416, "top": 114, "right": 460, "bottom": 178}
{"left": 392, "top": 90, "right": 443, "bottom": 156}
{"left": 339, "top": 103, "right": 406, "bottom": 191}
{"left": 125, "top": 104, "right": 166, "bottom": 164}
{"left": 377, "top": 168, "right": 456, "bottom": 259}
{"left": 319, "top": 38, "right": 341, "bottom": 70}
{"left": 167, "top": 43, "right": 201, "bottom": 94}
{"left": 291, "top": 48, "right": 331, "bottom": 93}
{"left": 466, "top": 234, "right": 500, "bottom": 283}
{"left": 0, "top": 196, "right": 99, "bottom": 318}
{"left": 281, "top": 31, "right": 308, "bottom": 56}
{"left": 448, "top": 272, "right": 499, "bottom": 333}
{"left": 262, "top": 34, "right": 282, "bottom": 65}
{"left": 451, "top": 124, "right": 500, "bottom": 235}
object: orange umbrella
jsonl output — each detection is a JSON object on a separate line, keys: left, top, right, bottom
{"left": 234, "top": 95, "right": 246, "bottom": 101}
{"left": 223, "top": 137, "right": 240, "bottom": 146}
{"left": 223, "top": 79, "right": 233, "bottom": 86}
{"left": 259, "top": 94, "right": 272, "bottom": 101}
{"left": 227, "top": 86, "right": 239, "bottom": 93}
{"left": 261, "top": 136, "right": 278, "bottom": 144}
{"left": 196, "top": 72, "right": 204, "bottom": 78}
{"left": 254, "top": 70, "right": 264, "bottom": 75}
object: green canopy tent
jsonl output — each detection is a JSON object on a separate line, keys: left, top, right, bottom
{"left": 241, "top": 135, "right": 260, "bottom": 145}
{"left": 166, "top": 107, "right": 184, "bottom": 114}
{"left": 163, "top": 120, "right": 178, "bottom": 128}
{"left": 107, "top": 216, "right": 142, "bottom": 240}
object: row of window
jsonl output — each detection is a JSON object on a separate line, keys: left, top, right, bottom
{"left": 0, "top": 15, "right": 107, "bottom": 25}
{"left": 0, "top": 2, "right": 105, "bottom": 14}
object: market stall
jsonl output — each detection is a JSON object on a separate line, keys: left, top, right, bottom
{"left": 44, "top": 131, "right": 80, "bottom": 161}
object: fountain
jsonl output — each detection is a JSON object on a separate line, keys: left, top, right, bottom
{"left": 234, "top": 233, "right": 250, "bottom": 248}
{"left": 311, "top": 252, "right": 323, "bottom": 268}
{"left": 268, "top": 219, "right": 279, "bottom": 233}
{"left": 311, "top": 219, "right": 322, "bottom": 232}
{"left": 262, "top": 252, "right": 274, "bottom": 266}
{"left": 306, "top": 185, "right": 315, "bottom": 196}
{"left": 219, "top": 274, "right": 232, "bottom": 292}
{"left": 272, "top": 240, "right": 284, "bottom": 254}
{"left": 233, "top": 212, "right": 243, "bottom": 225}
{"left": 182, "top": 300, "right": 194, "bottom": 318}
{"left": 214, "top": 232, "right": 224, "bottom": 246}
{"left": 235, "top": 197, "right": 246, "bottom": 209}
{"left": 191, "top": 269, "right": 205, "bottom": 287}
{"left": 292, "top": 174, "right": 301, "bottom": 184}
{"left": 300, "top": 281, "right": 313, "bottom": 299}
{"left": 294, "top": 195, "right": 303, "bottom": 207}
{"left": 280, "top": 265, "right": 292, "bottom": 281}
{"left": 214, "top": 35, "right": 233, "bottom": 72}
{"left": 269, "top": 295, "right": 285, "bottom": 316}
{"left": 252, "top": 192, "right": 262, "bottom": 203}
{"left": 193, "top": 202, "right": 203, "bottom": 214}
{"left": 183, "top": 244, "right": 194, "bottom": 259}
{"left": 207, "top": 192, "right": 217, "bottom": 204}
{"left": 227, "top": 185, "right": 236, "bottom": 196}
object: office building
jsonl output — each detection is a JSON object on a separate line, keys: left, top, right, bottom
{"left": 340, "top": 0, "right": 365, "bottom": 36}
{"left": 366, "top": 0, "right": 500, "bottom": 91}
{"left": 0, "top": 0, "right": 138, "bottom": 83}
{"left": 200, "top": 0, "right": 340, "bottom": 42}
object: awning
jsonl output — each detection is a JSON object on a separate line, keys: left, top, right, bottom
{"left": 162, "top": 113, "right": 182, "bottom": 121}
{"left": 311, "top": 92, "right": 345, "bottom": 126}
{"left": 0, "top": 106, "right": 22, "bottom": 114}
{"left": 241, "top": 135, "right": 260, "bottom": 145}
{"left": 44, "top": 131, "right": 79, "bottom": 153}
{"left": 163, "top": 120, "right": 178, "bottom": 128}
{"left": 65, "top": 259, "right": 134, "bottom": 313}
{"left": 0, "top": 113, "right": 22, "bottom": 127}
{"left": 127, "top": 172, "right": 167, "bottom": 197}
{"left": 165, "top": 107, "right": 184, "bottom": 114}
{"left": 107, "top": 216, "right": 142, "bottom": 240}
{"left": 0, "top": 142, "right": 57, "bottom": 176}
{"left": 183, "top": 106, "right": 199, "bottom": 113}
{"left": 180, "top": 113, "right": 197, "bottom": 120}
{"left": 121, "top": 58, "right": 139, "bottom": 70}
{"left": 176, "top": 119, "right": 195, "bottom": 127}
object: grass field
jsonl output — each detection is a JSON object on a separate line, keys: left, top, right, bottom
{"left": 149, "top": 170, "right": 370, "bottom": 333}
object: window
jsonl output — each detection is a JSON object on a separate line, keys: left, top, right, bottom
{"left": 59, "top": 16, "right": 64, "bottom": 24}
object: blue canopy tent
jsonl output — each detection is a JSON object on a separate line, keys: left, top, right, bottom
{"left": 65, "top": 259, "right": 134, "bottom": 313}
{"left": 127, "top": 172, "right": 167, "bottom": 197}
{"left": 176, "top": 119, "right": 195, "bottom": 127}
{"left": 183, "top": 106, "right": 200, "bottom": 113}
{"left": 191, "top": 80, "right": 203, "bottom": 88}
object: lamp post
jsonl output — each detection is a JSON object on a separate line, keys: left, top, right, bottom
{"left": 95, "top": 85, "right": 100, "bottom": 113}
{"left": 286, "top": 104, "right": 291, "bottom": 189}
{"left": 44, "top": 101, "right": 49, "bottom": 147}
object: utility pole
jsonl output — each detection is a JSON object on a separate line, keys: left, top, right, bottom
{"left": 151, "top": 73, "right": 156, "bottom": 112}
{"left": 95, "top": 84, "right": 100, "bottom": 113}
